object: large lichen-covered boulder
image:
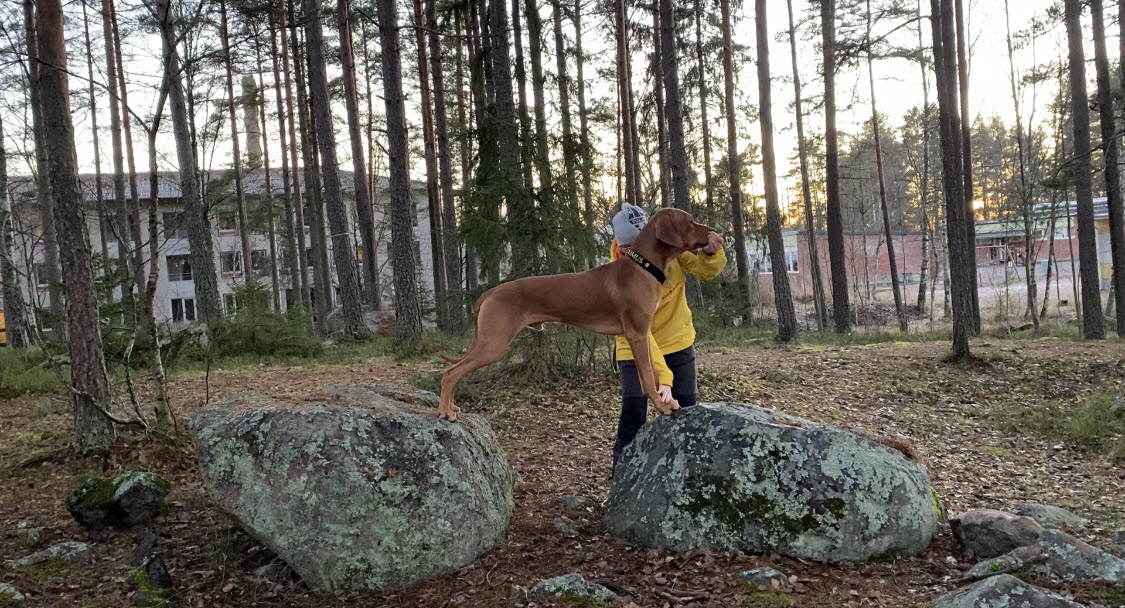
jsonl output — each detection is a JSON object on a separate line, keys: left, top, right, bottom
{"left": 605, "top": 403, "right": 939, "bottom": 561}
{"left": 190, "top": 384, "right": 513, "bottom": 592}
{"left": 66, "top": 472, "right": 171, "bottom": 531}
{"left": 931, "top": 575, "right": 1082, "bottom": 608}
{"left": 951, "top": 510, "right": 1046, "bottom": 559}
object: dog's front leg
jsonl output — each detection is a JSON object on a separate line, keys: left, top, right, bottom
{"left": 624, "top": 328, "right": 680, "bottom": 415}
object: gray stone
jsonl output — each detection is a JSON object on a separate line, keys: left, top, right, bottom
{"left": 605, "top": 403, "right": 939, "bottom": 561}
{"left": 528, "top": 573, "right": 616, "bottom": 604}
{"left": 739, "top": 566, "right": 789, "bottom": 589}
{"left": 1024, "top": 530, "right": 1125, "bottom": 583}
{"left": 253, "top": 560, "right": 294, "bottom": 582}
{"left": 0, "top": 583, "right": 25, "bottom": 606}
{"left": 66, "top": 472, "right": 171, "bottom": 531}
{"left": 558, "top": 495, "right": 594, "bottom": 510}
{"left": 1106, "top": 532, "right": 1125, "bottom": 559}
{"left": 131, "top": 553, "right": 172, "bottom": 607}
{"left": 554, "top": 517, "right": 579, "bottom": 538}
{"left": 951, "top": 509, "right": 1045, "bottom": 559}
{"left": 16, "top": 541, "right": 93, "bottom": 568}
{"left": 1015, "top": 503, "right": 1087, "bottom": 530}
{"left": 962, "top": 546, "right": 1049, "bottom": 582}
{"left": 931, "top": 575, "right": 1082, "bottom": 608}
{"left": 190, "top": 384, "right": 513, "bottom": 592}
{"left": 1109, "top": 397, "right": 1125, "bottom": 414}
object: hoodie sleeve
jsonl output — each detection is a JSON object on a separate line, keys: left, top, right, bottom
{"left": 677, "top": 248, "right": 727, "bottom": 281}
{"left": 649, "top": 331, "right": 674, "bottom": 387}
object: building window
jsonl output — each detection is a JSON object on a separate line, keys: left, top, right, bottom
{"left": 223, "top": 293, "right": 235, "bottom": 313}
{"left": 171, "top": 298, "right": 196, "bottom": 323}
{"left": 166, "top": 255, "right": 193, "bottom": 282}
{"left": 221, "top": 251, "right": 243, "bottom": 277}
{"left": 251, "top": 249, "right": 270, "bottom": 278}
{"left": 217, "top": 213, "right": 238, "bottom": 233}
{"left": 748, "top": 249, "right": 799, "bottom": 274}
{"left": 34, "top": 262, "right": 50, "bottom": 288}
{"left": 305, "top": 248, "right": 314, "bottom": 269}
{"left": 162, "top": 212, "right": 189, "bottom": 240}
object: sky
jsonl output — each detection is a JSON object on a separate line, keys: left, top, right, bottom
{"left": 0, "top": 0, "right": 1073, "bottom": 217}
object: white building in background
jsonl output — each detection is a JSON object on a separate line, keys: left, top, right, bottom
{"left": 0, "top": 169, "right": 436, "bottom": 331}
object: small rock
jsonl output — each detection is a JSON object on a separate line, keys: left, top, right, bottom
{"left": 950, "top": 509, "right": 1045, "bottom": 559}
{"left": 14, "top": 527, "right": 41, "bottom": 549}
{"left": 1105, "top": 532, "right": 1125, "bottom": 559}
{"left": 528, "top": 573, "right": 617, "bottom": 604}
{"left": 16, "top": 541, "right": 93, "bottom": 568}
{"left": 0, "top": 583, "right": 26, "bottom": 606}
{"left": 1108, "top": 397, "right": 1125, "bottom": 413}
{"left": 131, "top": 553, "right": 172, "bottom": 607}
{"left": 739, "top": 566, "right": 788, "bottom": 588}
{"left": 558, "top": 495, "right": 594, "bottom": 510}
{"left": 554, "top": 517, "right": 579, "bottom": 538}
{"left": 67, "top": 472, "right": 171, "bottom": 531}
{"left": 1015, "top": 503, "right": 1087, "bottom": 530}
{"left": 962, "top": 545, "right": 1049, "bottom": 582}
{"left": 931, "top": 574, "right": 1082, "bottom": 608}
{"left": 511, "top": 471, "right": 524, "bottom": 487}
{"left": 1026, "top": 529, "right": 1125, "bottom": 583}
{"left": 253, "top": 560, "right": 295, "bottom": 582}
{"left": 131, "top": 528, "right": 158, "bottom": 567}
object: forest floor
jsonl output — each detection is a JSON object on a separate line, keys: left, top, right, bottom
{"left": 1, "top": 337, "right": 1124, "bottom": 607}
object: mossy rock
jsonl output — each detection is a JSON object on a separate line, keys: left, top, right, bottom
{"left": 0, "top": 583, "right": 26, "bottom": 607}
{"left": 605, "top": 403, "right": 938, "bottom": 562}
{"left": 66, "top": 472, "right": 171, "bottom": 531}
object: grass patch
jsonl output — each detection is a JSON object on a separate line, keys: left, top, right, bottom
{"left": 743, "top": 592, "right": 797, "bottom": 607}
{"left": 19, "top": 556, "right": 66, "bottom": 580}
{"left": 991, "top": 391, "right": 1125, "bottom": 459}
{"left": 0, "top": 348, "right": 58, "bottom": 398}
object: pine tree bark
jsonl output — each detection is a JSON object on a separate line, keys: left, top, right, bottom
{"left": 527, "top": 0, "right": 552, "bottom": 205}
{"left": 458, "top": 10, "right": 479, "bottom": 291}
{"left": 954, "top": 0, "right": 980, "bottom": 333}
{"left": 157, "top": 0, "right": 221, "bottom": 325}
{"left": 694, "top": 0, "right": 713, "bottom": 214}
{"left": 1093, "top": 0, "right": 1125, "bottom": 335}
{"left": 253, "top": 40, "right": 282, "bottom": 310}
{"left": 787, "top": 0, "right": 826, "bottom": 329}
{"left": 38, "top": 0, "right": 116, "bottom": 454}
{"left": 915, "top": 0, "right": 933, "bottom": 313}
{"left": 821, "top": 0, "right": 851, "bottom": 332}
{"left": 99, "top": 0, "right": 130, "bottom": 302}
{"left": 659, "top": 0, "right": 690, "bottom": 212}
{"left": 376, "top": 0, "right": 423, "bottom": 341}
{"left": 337, "top": 0, "right": 381, "bottom": 310}
{"left": 427, "top": 0, "right": 463, "bottom": 331}
{"left": 144, "top": 73, "right": 172, "bottom": 431}
{"left": 652, "top": 3, "right": 670, "bottom": 209}
{"left": 614, "top": 0, "right": 639, "bottom": 207}
{"left": 868, "top": 59, "right": 907, "bottom": 333}
{"left": 512, "top": 0, "right": 535, "bottom": 194}
{"left": 110, "top": 9, "right": 144, "bottom": 300}
{"left": 0, "top": 123, "right": 29, "bottom": 348}
{"left": 721, "top": 0, "right": 750, "bottom": 316}
{"left": 755, "top": 0, "right": 797, "bottom": 341}
{"left": 1003, "top": 0, "right": 1038, "bottom": 331}
{"left": 268, "top": 14, "right": 302, "bottom": 310}
{"left": 81, "top": 0, "right": 110, "bottom": 279}
{"left": 1063, "top": 0, "right": 1106, "bottom": 339}
{"left": 278, "top": 0, "right": 311, "bottom": 311}
{"left": 572, "top": 0, "right": 593, "bottom": 230}
{"left": 219, "top": 0, "right": 254, "bottom": 289}
{"left": 552, "top": 0, "right": 578, "bottom": 217}
{"left": 304, "top": 0, "right": 367, "bottom": 336}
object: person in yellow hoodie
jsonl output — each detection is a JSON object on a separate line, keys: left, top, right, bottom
{"left": 610, "top": 204, "right": 725, "bottom": 473}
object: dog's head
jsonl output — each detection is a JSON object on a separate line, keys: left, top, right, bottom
{"left": 648, "top": 208, "right": 716, "bottom": 254}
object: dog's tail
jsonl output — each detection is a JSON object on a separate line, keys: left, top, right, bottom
{"left": 438, "top": 292, "right": 487, "bottom": 366}
{"left": 438, "top": 353, "right": 463, "bottom": 364}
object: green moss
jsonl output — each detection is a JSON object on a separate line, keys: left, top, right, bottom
{"left": 990, "top": 561, "right": 1005, "bottom": 573}
{"left": 131, "top": 567, "right": 167, "bottom": 606}
{"left": 679, "top": 477, "right": 829, "bottom": 535}
{"left": 20, "top": 556, "right": 66, "bottom": 580}
{"left": 823, "top": 497, "right": 846, "bottom": 519}
{"left": 930, "top": 488, "right": 946, "bottom": 522}
{"left": 68, "top": 477, "right": 118, "bottom": 510}
{"left": 869, "top": 551, "right": 898, "bottom": 564}
{"left": 743, "top": 592, "right": 797, "bottom": 607}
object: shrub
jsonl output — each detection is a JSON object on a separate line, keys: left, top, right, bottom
{"left": 0, "top": 348, "right": 58, "bottom": 398}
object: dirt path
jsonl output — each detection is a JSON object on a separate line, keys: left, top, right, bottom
{"left": 1, "top": 340, "right": 1123, "bottom": 607}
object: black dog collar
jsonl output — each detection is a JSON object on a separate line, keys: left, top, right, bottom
{"left": 623, "top": 248, "right": 666, "bottom": 284}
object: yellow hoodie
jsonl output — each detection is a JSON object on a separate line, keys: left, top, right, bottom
{"left": 610, "top": 240, "right": 727, "bottom": 386}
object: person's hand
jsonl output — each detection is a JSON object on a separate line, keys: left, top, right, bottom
{"left": 657, "top": 385, "right": 673, "bottom": 404}
{"left": 702, "top": 231, "right": 723, "bottom": 255}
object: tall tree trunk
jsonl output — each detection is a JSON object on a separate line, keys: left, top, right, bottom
{"left": 721, "top": 0, "right": 750, "bottom": 316}
{"left": 38, "top": 0, "right": 116, "bottom": 454}
{"left": 337, "top": 0, "right": 381, "bottom": 310}
{"left": 1003, "top": 0, "right": 1038, "bottom": 331}
{"left": 0, "top": 123, "right": 29, "bottom": 348}
{"left": 788, "top": 0, "right": 826, "bottom": 329}
{"left": 412, "top": 0, "right": 450, "bottom": 330}
{"left": 279, "top": 0, "right": 311, "bottom": 311}
{"left": 572, "top": 0, "right": 593, "bottom": 232}
{"left": 652, "top": 3, "right": 670, "bottom": 209}
{"left": 660, "top": 0, "right": 690, "bottom": 212}
{"left": 99, "top": 0, "right": 129, "bottom": 306}
{"left": 552, "top": 0, "right": 578, "bottom": 220}
{"left": 614, "top": 0, "right": 639, "bottom": 207}
{"left": 455, "top": 11, "right": 478, "bottom": 292}
{"left": 428, "top": 0, "right": 463, "bottom": 332}
{"left": 269, "top": 13, "right": 302, "bottom": 310}
{"left": 1093, "top": 0, "right": 1125, "bottom": 335}
{"left": 144, "top": 73, "right": 172, "bottom": 431}
{"left": 1063, "top": 0, "right": 1105, "bottom": 339}
{"left": 512, "top": 0, "right": 535, "bottom": 194}
{"left": 376, "top": 0, "right": 423, "bottom": 341}
{"left": 694, "top": 0, "right": 713, "bottom": 214}
{"left": 932, "top": 0, "right": 972, "bottom": 358}
{"left": 219, "top": 0, "right": 254, "bottom": 288}
{"left": 304, "top": 0, "right": 367, "bottom": 336}
{"left": 821, "top": 0, "right": 850, "bottom": 332}
{"left": 1041, "top": 194, "right": 1058, "bottom": 320}
{"left": 527, "top": 0, "right": 552, "bottom": 206}
{"left": 157, "top": 0, "right": 221, "bottom": 325}
{"left": 916, "top": 0, "right": 933, "bottom": 312}
{"left": 81, "top": 0, "right": 111, "bottom": 278}
{"left": 756, "top": 0, "right": 797, "bottom": 341}
{"left": 110, "top": 9, "right": 144, "bottom": 302}
{"left": 253, "top": 39, "right": 282, "bottom": 310}
{"left": 954, "top": 0, "right": 980, "bottom": 333}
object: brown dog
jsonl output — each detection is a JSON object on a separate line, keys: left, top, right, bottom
{"left": 437, "top": 208, "right": 717, "bottom": 421}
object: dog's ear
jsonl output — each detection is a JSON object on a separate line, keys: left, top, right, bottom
{"left": 653, "top": 210, "right": 687, "bottom": 249}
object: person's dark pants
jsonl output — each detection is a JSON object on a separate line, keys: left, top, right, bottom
{"left": 612, "top": 346, "right": 697, "bottom": 474}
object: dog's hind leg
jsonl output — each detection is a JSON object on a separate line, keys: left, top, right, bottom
{"left": 438, "top": 300, "right": 523, "bottom": 421}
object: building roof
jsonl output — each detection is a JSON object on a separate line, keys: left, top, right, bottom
{"left": 975, "top": 197, "right": 1108, "bottom": 241}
